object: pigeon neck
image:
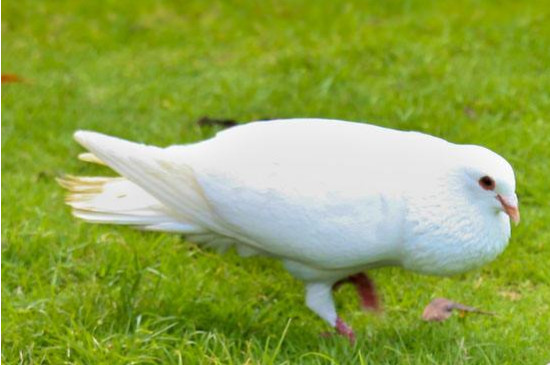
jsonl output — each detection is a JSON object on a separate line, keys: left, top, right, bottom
{"left": 400, "top": 179, "right": 511, "bottom": 276}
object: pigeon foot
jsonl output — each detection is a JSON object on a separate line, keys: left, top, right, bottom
{"left": 336, "top": 317, "right": 356, "bottom": 343}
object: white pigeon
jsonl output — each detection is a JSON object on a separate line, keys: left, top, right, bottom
{"left": 59, "top": 119, "right": 519, "bottom": 341}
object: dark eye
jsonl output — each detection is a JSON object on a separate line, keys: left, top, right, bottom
{"left": 479, "top": 176, "right": 495, "bottom": 190}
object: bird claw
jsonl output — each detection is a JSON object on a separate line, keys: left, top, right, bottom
{"left": 336, "top": 317, "right": 356, "bottom": 343}
{"left": 320, "top": 318, "right": 356, "bottom": 344}
{"left": 422, "top": 297, "right": 496, "bottom": 322}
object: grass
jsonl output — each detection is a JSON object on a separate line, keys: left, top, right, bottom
{"left": 2, "top": 0, "right": 550, "bottom": 363}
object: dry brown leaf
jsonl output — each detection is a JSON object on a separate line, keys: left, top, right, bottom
{"left": 422, "top": 297, "right": 495, "bottom": 322}
{"left": 197, "top": 116, "right": 238, "bottom": 128}
{"left": 2, "top": 74, "right": 23, "bottom": 83}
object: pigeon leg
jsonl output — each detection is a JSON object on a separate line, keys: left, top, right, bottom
{"left": 333, "top": 272, "right": 380, "bottom": 311}
{"left": 349, "top": 273, "right": 380, "bottom": 311}
{"left": 305, "top": 282, "right": 356, "bottom": 343}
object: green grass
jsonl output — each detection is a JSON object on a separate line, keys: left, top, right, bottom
{"left": 2, "top": 0, "right": 550, "bottom": 363}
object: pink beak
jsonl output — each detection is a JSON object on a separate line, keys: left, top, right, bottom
{"left": 497, "top": 194, "right": 520, "bottom": 225}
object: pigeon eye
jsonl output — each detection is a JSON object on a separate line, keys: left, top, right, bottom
{"left": 479, "top": 176, "right": 495, "bottom": 190}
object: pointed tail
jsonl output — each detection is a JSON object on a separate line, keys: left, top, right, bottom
{"left": 59, "top": 131, "right": 226, "bottom": 235}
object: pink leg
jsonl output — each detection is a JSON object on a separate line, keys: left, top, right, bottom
{"left": 349, "top": 273, "right": 380, "bottom": 311}
{"left": 336, "top": 317, "right": 356, "bottom": 343}
{"left": 334, "top": 272, "right": 380, "bottom": 311}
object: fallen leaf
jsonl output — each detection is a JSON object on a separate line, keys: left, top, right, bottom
{"left": 197, "top": 116, "right": 238, "bottom": 128}
{"left": 422, "top": 297, "right": 495, "bottom": 322}
{"left": 2, "top": 74, "right": 23, "bottom": 83}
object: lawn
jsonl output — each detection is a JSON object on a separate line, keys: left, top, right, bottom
{"left": 2, "top": 0, "right": 549, "bottom": 363}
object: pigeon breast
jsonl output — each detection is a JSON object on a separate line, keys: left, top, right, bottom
{"left": 182, "top": 119, "right": 510, "bottom": 273}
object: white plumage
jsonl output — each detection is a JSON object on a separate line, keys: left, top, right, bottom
{"left": 60, "top": 119, "right": 519, "bottom": 340}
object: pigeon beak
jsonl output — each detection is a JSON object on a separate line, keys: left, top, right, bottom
{"left": 497, "top": 194, "right": 520, "bottom": 225}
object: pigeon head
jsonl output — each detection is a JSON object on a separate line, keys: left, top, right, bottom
{"left": 458, "top": 145, "right": 519, "bottom": 225}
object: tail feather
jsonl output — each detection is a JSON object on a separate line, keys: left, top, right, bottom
{"left": 60, "top": 130, "right": 266, "bottom": 257}
{"left": 78, "top": 152, "right": 106, "bottom": 165}
{"left": 72, "top": 131, "right": 227, "bottom": 233}
{"left": 58, "top": 175, "right": 203, "bottom": 233}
